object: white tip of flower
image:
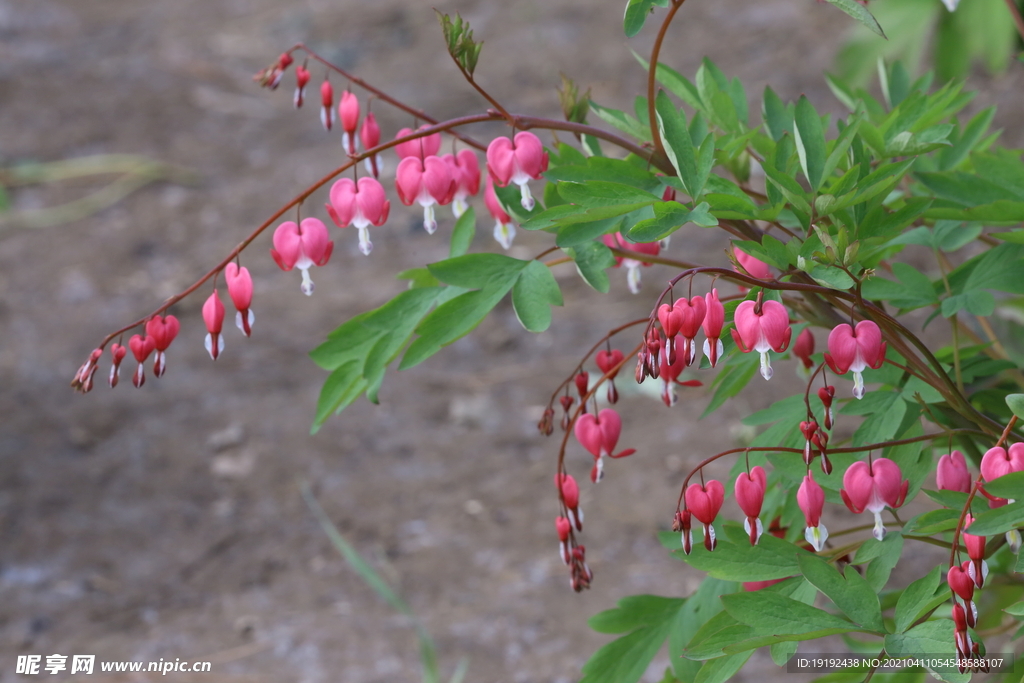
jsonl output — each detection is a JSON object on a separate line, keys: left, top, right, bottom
{"left": 681, "top": 529, "right": 693, "bottom": 554}
{"left": 759, "top": 352, "right": 774, "bottom": 381}
{"left": 423, "top": 205, "right": 437, "bottom": 235}
{"left": 853, "top": 372, "right": 865, "bottom": 399}
{"left": 294, "top": 86, "right": 305, "bottom": 108}
{"left": 744, "top": 517, "right": 764, "bottom": 545}
{"left": 300, "top": 268, "right": 315, "bottom": 296}
{"left": 236, "top": 309, "right": 255, "bottom": 336}
{"left": 341, "top": 132, "right": 354, "bottom": 154}
{"left": 705, "top": 523, "right": 716, "bottom": 546}
{"left": 659, "top": 235, "right": 671, "bottom": 250}
{"left": 805, "top": 523, "right": 828, "bottom": 552}
{"left": 204, "top": 333, "right": 224, "bottom": 360}
{"left": 1007, "top": 529, "right": 1022, "bottom": 554}
{"left": 627, "top": 265, "right": 642, "bottom": 294}
{"left": 108, "top": 364, "right": 119, "bottom": 388}
{"left": 452, "top": 197, "right": 468, "bottom": 218}
{"left": 703, "top": 338, "right": 724, "bottom": 367}
{"left": 519, "top": 183, "right": 535, "bottom": 211}
{"left": 494, "top": 220, "right": 516, "bottom": 250}
{"left": 872, "top": 511, "right": 886, "bottom": 541}
{"left": 559, "top": 542, "right": 569, "bottom": 565}
{"left": 941, "top": 0, "right": 960, "bottom": 10}
{"left": 357, "top": 227, "right": 373, "bottom": 256}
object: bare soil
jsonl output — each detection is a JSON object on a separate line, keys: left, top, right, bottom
{"left": 1, "top": 1, "right": 1021, "bottom": 682}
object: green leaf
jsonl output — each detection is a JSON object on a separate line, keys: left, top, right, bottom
{"left": 694, "top": 652, "right": 754, "bottom": 683}
{"left": 702, "top": 351, "right": 759, "bottom": 417}
{"left": 628, "top": 201, "right": 717, "bottom": 242}
{"left": 397, "top": 267, "right": 441, "bottom": 289}
{"left": 809, "top": 265, "right": 855, "bottom": 290}
{"left": 966, "top": 500, "right": 1024, "bottom": 536}
{"left": 770, "top": 641, "right": 798, "bottom": 668}
{"left": 902, "top": 509, "right": 960, "bottom": 536}
{"left": 558, "top": 180, "right": 662, "bottom": 207}
{"left": 762, "top": 87, "right": 793, "bottom": 142}
{"left": 921, "top": 488, "right": 970, "bottom": 510}
{"left": 797, "top": 554, "right": 885, "bottom": 632}
{"left": 511, "top": 260, "right": 562, "bottom": 332}
{"left": 544, "top": 156, "right": 663, "bottom": 193}
{"left": 794, "top": 96, "right": 827, "bottom": 191}
{"left": 1005, "top": 600, "right": 1024, "bottom": 617}
{"left": 401, "top": 279, "right": 518, "bottom": 370}
{"left": 677, "top": 530, "right": 807, "bottom": 581}
{"left": 762, "top": 162, "right": 813, "bottom": 215}
{"left": 449, "top": 206, "right": 475, "bottom": 257}
{"left": 313, "top": 360, "right": 369, "bottom": 431}
{"left": 883, "top": 621, "right": 969, "bottom": 683}
{"left": 655, "top": 91, "right": 699, "bottom": 198}
{"left": 622, "top": 0, "right": 669, "bottom": 37}
{"left": 861, "top": 263, "right": 938, "bottom": 310}
{"left": 590, "top": 100, "right": 649, "bottom": 140}
{"left": 893, "top": 566, "right": 942, "bottom": 634}
{"left": 826, "top": 0, "right": 886, "bottom": 37}
{"left": 570, "top": 240, "right": 617, "bottom": 293}
{"left": 1005, "top": 394, "right": 1024, "bottom": 420}
{"left": 856, "top": 533, "right": 904, "bottom": 591}
{"left": 427, "top": 253, "right": 529, "bottom": 289}
{"left": 851, "top": 393, "right": 907, "bottom": 447}
{"left": 590, "top": 595, "right": 686, "bottom": 634}
{"left": 582, "top": 594, "right": 683, "bottom": 683}
{"left": 721, "top": 590, "right": 855, "bottom": 634}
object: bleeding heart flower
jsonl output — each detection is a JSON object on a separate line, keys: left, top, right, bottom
{"left": 840, "top": 458, "right": 908, "bottom": 540}
{"left": 596, "top": 348, "right": 624, "bottom": 404}
{"left": 800, "top": 420, "right": 818, "bottom": 465}
{"left": 320, "top": 80, "right": 334, "bottom": 132}
{"left": 339, "top": 90, "right": 360, "bottom": 155}
{"left": 798, "top": 470, "right": 828, "bottom": 552}
{"left": 556, "top": 516, "right": 572, "bottom": 565}
{"left": 325, "top": 177, "right": 391, "bottom": 255}
{"left": 270, "top": 218, "right": 334, "bottom": 296}
{"left": 980, "top": 443, "right": 1024, "bottom": 485}
{"left": 574, "top": 408, "right": 635, "bottom": 482}
{"left": 360, "top": 112, "right": 382, "bottom": 177}
{"left": 555, "top": 473, "right": 583, "bottom": 531}
{"left": 202, "top": 290, "right": 225, "bottom": 360}
{"left": 963, "top": 513, "right": 989, "bottom": 587}
{"left": 685, "top": 480, "right": 724, "bottom": 551}
{"left": 395, "top": 155, "right": 456, "bottom": 234}
{"left": 394, "top": 126, "right": 442, "bottom": 160}
{"left": 658, "top": 302, "right": 684, "bottom": 340}
{"left": 484, "top": 176, "right": 517, "bottom": 249}
{"left": 602, "top": 233, "right": 661, "bottom": 294}
{"left": 675, "top": 509, "right": 693, "bottom": 555}
{"left": 224, "top": 263, "right": 254, "bottom": 337}
{"left": 145, "top": 314, "right": 180, "bottom": 378}
{"left": 793, "top": 328, "right": 815, "bottom": 370}
{"left": 442, "top": 150, "right": 480, "bottom": 218}
{"left": 735, "top": 466, "right": 767, "bottom": 545}
{"left": 702, "top": 289, "right": 725, "bottom": 367}
{"left": 293, "top": 64, "right": 310, "bottom": 108}
{"left": 824, "top": 320, "right": 887, "bottom": 399}
{"left": 947, "top": 563, "right": 975, "bottom": 602}
{"left": 818, "top": 385, "right": 835, "bottom": 429}
{"left": 734, "top": 249, "right": 772, "bottom": 280}
{"left": 731, "top": 299, "right": 792, "bottom": 380}
{"left": 486, "top": 131, "right": 548, "bottom": 211}
{"left": 937, "top": 451, "right": 972, "bottom": 493}
{"left": 108, "top": 343, "right": 127, "bottom": 388}
{"left": 129, "top": 334, "right": 156, "bottom": 388}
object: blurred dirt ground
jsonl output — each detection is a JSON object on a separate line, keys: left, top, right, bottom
{"left": 0, "top": 1, "right": 1021, "bottom": 682}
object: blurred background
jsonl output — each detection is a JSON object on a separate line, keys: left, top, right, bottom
{"left": 1, "top": 0, "right": 1021, "bottom": 681}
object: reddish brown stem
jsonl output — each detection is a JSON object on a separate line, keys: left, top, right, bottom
{"left": 647, "top": 0, "right": 686, "bottom": 162}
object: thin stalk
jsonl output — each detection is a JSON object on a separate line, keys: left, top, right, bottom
{"left": 647, "top": 0, "right": 686, "bottom": 161}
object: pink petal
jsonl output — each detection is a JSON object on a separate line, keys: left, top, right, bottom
{"left": 574, "top": 414, "right": 603, "bottom": 457}
{"left": 596, "top": 408, "right": 621, "bottom": 454}
{"left": 271, "top": 221, "right": 302, "bottom": 270}
{"left": 511, "top": 131, "right": 548, "bottom": 179}
{"left": 356, "top": 177, "right": 390, "bottom": 226}
{"left": 486, "top": 136, "right": 516, "bottom": 186}
{"left": 703, "top": 289, "right": 724, "bottom": 338}
{"left": 759, "top": 300, "right": 791, "bottom": 352}
{"left": 298, "top": 218, "right": 332, "bottom": 266}
{"left": 826, "top": 323, "right": 857, "bottom": 374}
{"left": 327, "top": 178, "right": 357, "bottom": 227}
